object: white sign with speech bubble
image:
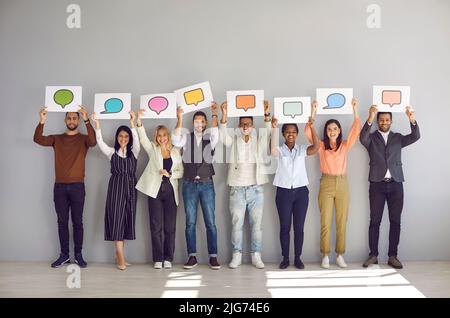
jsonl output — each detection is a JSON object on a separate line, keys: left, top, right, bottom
{"left": 140, "top": 93, "right": 177, "bottom": 119}
{"left": 373, "top": 86, "right": 410, "bottom": 112}
{"left": 316, "top": 88, "right": 353, "bottom": 115}
{"left": 45, "top": 86, "right": 82, "bottom": 112}
{"left": 274, "top": 97, "right": 311, "bottom": 123}
{"left": 94, "top": 93, "right": 131, "bottom": 119}
{"left": 174, "top": 81, "right": 213, "bottom": 114}
{"left": 226, "top": 90, "right": 264, "bottom": 117}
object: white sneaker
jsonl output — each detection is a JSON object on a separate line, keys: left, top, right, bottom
{"left": 251, "top": 252, "right": 265, "bottom": 269}
{"left": 228, "top": 251, "right": 242, "bottom": 269}
{"left": 321, "top": 255, "right": 330, "bottom": 269}
{"left": 163, "top": 261, "right": 172, "bottom": 269}
{"left": 336, "top": 255, "right": 347, "bottom": 268}
{"left": 154, "top": 262, "right": 162, "bottom": 269}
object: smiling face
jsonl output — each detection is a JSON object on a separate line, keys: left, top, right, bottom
{"left": 193, "top": 115, "right": 207, "bottom": 133}
{"left": 117, "top": 130, "right": 129, "bottom": 148}
{"left": 377, "top": 113, "right": 392, "bottom": 133}
{"left": 326, "top": 122, "right": 341, "bottom": 142}
{"left": 239, "top": 117, "right": 254, "bottom": 136}
{"left": 65, "top": 112, "right": 79, "bottom": 131}
{"left": 283, "top": 124, "right": 298, "bottom": 144}
{"left": 156, "top": 128, "right": 169, "bottom": 146}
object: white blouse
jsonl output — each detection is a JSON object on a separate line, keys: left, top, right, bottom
{"left": 95, "top": 128, "right": 140, "bottom": 160}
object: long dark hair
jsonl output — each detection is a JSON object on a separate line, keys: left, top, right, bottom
{"left": 114, "top": 125, "right": 133, "bottom": 158}
{"left": 323, "top": 119, "right": 342, "bottom": 151}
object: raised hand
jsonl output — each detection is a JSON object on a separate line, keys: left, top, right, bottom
{"left": 264, "top": 100, "right": 270, "bottom": 115}
{"left": 311, "top": 100, "right": 318, "bottom": 119}
{"left": 129, "top": 111, "right": 136, "bottom": 128}
{"left": 368, "top": 105, "right": 378, "bottom": 123}
{"left": 90, "top": 112, "right": 100, "bottom": 130}
{"left": 39, "top": 106, "right": 48, "bottom": 124}
{"left": 405, "top": 106, "right": 416, "bottom": 124}
{"left": 271, "top": 116, "right": 278, "bottom": 129}
{"left": 78, "top": 105, "right": 88, "bottom": 121}
{"left": 137, "top": 109, "right": 145, "bottom": 127}
{"left": 211, "top": 102, "right": 218, "bottom": 116}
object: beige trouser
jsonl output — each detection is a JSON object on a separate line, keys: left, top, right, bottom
{"left": 318, "top": 174, "right": 350, "bottom": 255}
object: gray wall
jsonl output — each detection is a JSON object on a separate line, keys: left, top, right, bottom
{"left": 1, "top": 0, "right": 449, "bottom": 264}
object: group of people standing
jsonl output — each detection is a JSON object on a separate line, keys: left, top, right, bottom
{"left": 34, "top": 98, "right": 420, "bottom": 271}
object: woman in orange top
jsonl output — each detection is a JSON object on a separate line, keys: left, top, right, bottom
{"left": 306, "top": 98, "right": 361, "bottom": 269}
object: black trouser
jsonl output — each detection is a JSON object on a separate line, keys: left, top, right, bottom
{"left": 275, "top": 186, "right": 309, "bottom": 259}
{"left": 53, "top": 183, "right": 86, "bottom": 255}
{"left": 148, "top": 180, "right": 177, "bottom": 262}
{"left": 369, "top": 181, "right": 404, "bottom": 257}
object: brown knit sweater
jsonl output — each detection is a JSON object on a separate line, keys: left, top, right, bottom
{"left": 33, "top": 123, "right": 97, "bottom": 183}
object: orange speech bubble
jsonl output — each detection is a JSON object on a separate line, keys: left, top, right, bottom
{"left": 235, "top": 95, "right": 256, "bottom": 112}
{"left": 382, "top": 90, "right": 402, "bottom": 107}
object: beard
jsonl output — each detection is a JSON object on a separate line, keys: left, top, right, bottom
{"left": 66, "top": 124, "right": 78, "bottom": 131}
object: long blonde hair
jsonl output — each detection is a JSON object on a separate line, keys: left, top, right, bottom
{"left": 153, "top": 125, "right": 173, "bottom": 150}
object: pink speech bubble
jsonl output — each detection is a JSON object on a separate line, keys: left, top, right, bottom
{"left": 382, "top": 90, "right": 402, "bottom": 107}
{"left": 148, "top": 96, "right": 169, "bottom": 115}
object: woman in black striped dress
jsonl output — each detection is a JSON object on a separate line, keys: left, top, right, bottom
{"left": 91, "top": 111, "right": 140, "bottom": 270}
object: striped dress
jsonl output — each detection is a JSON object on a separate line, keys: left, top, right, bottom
{"left": 95, "top": 128, "right": 140, "bottom": 241}
{"left": 104, "top": 152, "right": 137, "bottom": 241}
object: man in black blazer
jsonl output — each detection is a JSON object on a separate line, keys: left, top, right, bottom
{"left": 360, "top": 105, "right": 420, "bottom": 269}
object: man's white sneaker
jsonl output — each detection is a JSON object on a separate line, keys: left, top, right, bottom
{"left": 154, "top": 262, "right": 163, "bottom": 269}
{"left": 336, "top": 255, "right": 347, "bottom": 268}
{"left": 321, "top": 255, "right": 330, "bottom": 269}
{"left": 228, "top": 252, "right": 242, "bottom": 269}
{"left": 251, "top": 252, "right": 265, "bottom": 269}
{"left": 163, "top": 261, "right": 172, "bottom": 269}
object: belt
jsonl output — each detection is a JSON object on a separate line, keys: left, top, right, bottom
{"left": 190, "top": 176, "right": 212, "bottom": 183}
{"left": 383, "top": 178, "right": 393, "bottom": 183}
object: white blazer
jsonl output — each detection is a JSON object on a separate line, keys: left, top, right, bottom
{"left": 135, "top": 126, "right": 184, "bottom": 205}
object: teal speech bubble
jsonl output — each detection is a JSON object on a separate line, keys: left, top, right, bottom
{"left": 283, "top": 101, "right": 303, "bottom": 119}
{"left": 101, "top": 98, "right": 123, "bottom": 114}
{"left": 53, "top": 89, "right": 74, "bottom": 108}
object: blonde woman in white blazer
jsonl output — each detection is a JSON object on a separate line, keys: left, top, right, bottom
{"left": 136, "top": 109, "right": 183, "bottom": 269}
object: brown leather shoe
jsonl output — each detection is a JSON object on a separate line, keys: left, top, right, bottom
{"left": 209, "top": 257, "right": 221, "bottom": 270}
{"left": 183, "top": 256, "right": 197, "bottom": 269}
{"left": 388, "top": 256, "right": 403, "bottom": 269}
{"left": 362, "top": 255, "right": 378, "bottom": 267}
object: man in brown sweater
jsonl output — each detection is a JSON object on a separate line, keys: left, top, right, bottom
{"left": 34, "top": 105, "right": 96, "bottom": 268}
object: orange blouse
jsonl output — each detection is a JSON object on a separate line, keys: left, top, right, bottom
{"left": 305, "top": 117, "right": 361, "bottom": 175}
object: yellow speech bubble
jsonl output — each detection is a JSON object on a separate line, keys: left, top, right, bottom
{"left": 184, "top": 88, "right": 205, "bottom": 106}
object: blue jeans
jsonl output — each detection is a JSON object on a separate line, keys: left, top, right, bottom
{"left": 182, "top": 180, "right": 217, "bottom": 256}
{"left": 229, "top": 185, "right": 264, "bottom": 253}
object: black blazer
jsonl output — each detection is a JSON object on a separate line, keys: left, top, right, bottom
{"left": 359, "top": 121, "right": 420, "bottom": 182}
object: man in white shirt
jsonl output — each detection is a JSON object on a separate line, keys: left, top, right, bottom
{"left": 219, "top": 100, "right": 271, "bottom": 269}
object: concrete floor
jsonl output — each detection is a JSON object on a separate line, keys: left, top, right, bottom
{"left": 1, "top": 261, "right": 449, "bottom": 298}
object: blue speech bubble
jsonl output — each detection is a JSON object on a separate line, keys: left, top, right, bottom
{"left": 101, "top": 98, "right": 123, "bottom": 114}
{"left": 324, "top": 93, "right": 346, "bottom": 109}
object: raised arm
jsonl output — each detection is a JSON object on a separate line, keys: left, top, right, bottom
{"left": 401, "top": 106, "right": 421, "bottom": 147}
{"left": 91, "top": 112, "right": 114, "bottom": 159}
{"left": 136, "top": 109, "right": 155, "bottom": 155}
{"left": 346, "top": 98, "right": 362, "bottom": 149}
{"left": 209, "top": 102, "right": 219, "bottom": 150}
{"left": 304, "top": 100, "right": 318, "bottom": 144}
{"left": 306, "top": 116, "right": 320, "bottom": 156}
{"left": 129, "top": 111, "right": 140, "bottom": 158}
{"left": 360, "top": 105, "right": 377, "bottom": 149}
{"left": 219, "top": 101, "right": 233, "bottom": 147}
{"left": 79, "top": 105, "right": 97, "bottom": 147}
{"left": 171, "top": 106, "right": 187, "bottom": 148}
{"left": 33, "top": 107, "right": 55, "bottom": 146}
{"left": 270, "top": 116, "right": 280, "bottom": 157}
